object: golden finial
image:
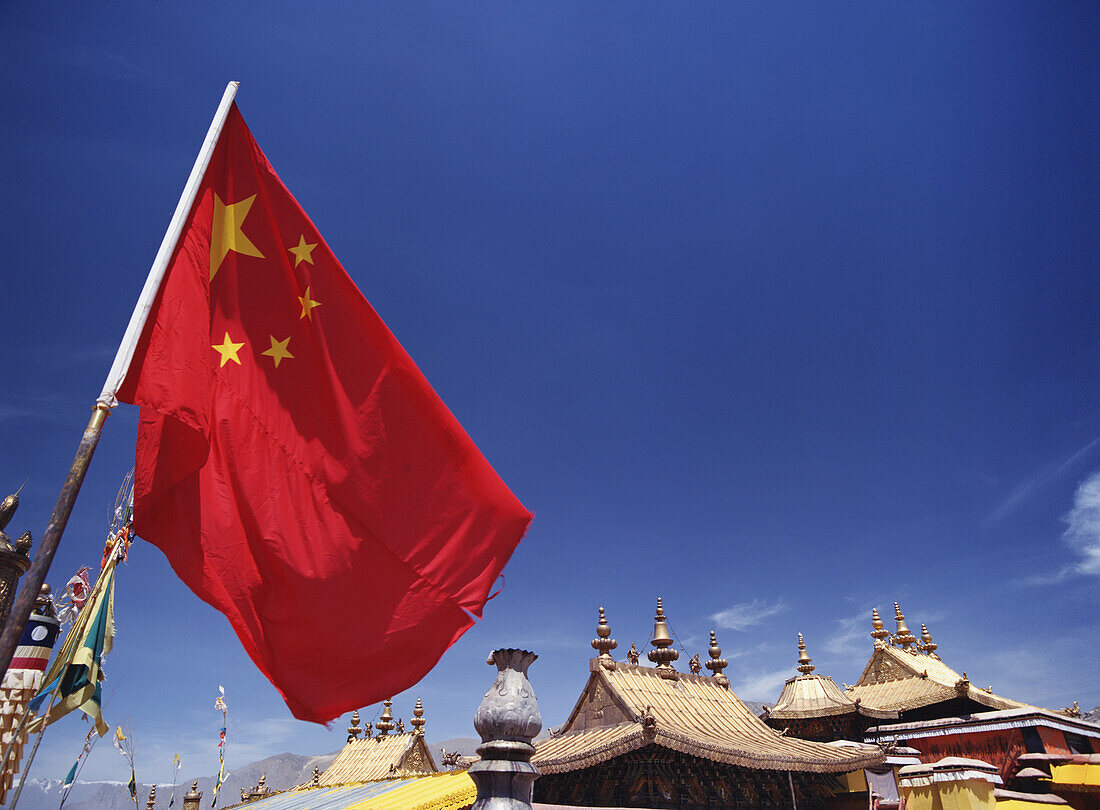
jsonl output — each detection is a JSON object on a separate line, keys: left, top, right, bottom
{"left": 647, "top": 597, "right": 679, "bottom": 678}
{"left": 411, "top": 697, "right": 426, "bottom": 735}
{"left": 797, "top": 633, "right": 815, "bottom": 675}
{"left": 312, "top": 766, "right": 320, "bottom": 786}
{"left": 893, "top": 602, "right": 916, "bottom": 650}
{"left": 918, "top": 623, "right": 939, "bottom": 658}
{"left": 871, "top": 607, "right": 889, "bottom": 646}
{"left": 347, "top": 709, "right": 362, "bottom": 742}
{"left": 591, "top": 606, "right": 618, "bottom": 668}
{"left": 705, "top": 629, "right": 730, "bottom": 688}
{"left": 376, "top": 699, "right": 396, "bottom": 735}
{"left": 626, "top": 642, "right": 640, "bottom": 665}
{"left": 147, "top": 784, "right": 157, "bottom": 810}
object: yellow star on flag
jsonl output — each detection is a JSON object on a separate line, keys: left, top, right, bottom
{"left": 261, "top": 335, "right": 294, "bottom": 368}
{"left": 298, "top": 286, "right": 322, "bottom": 320}
{"left": 212, "top": 333, "right": 245, "bottom": 367}
{"left": 288, "top": 235, "right": 318, "bottom": 268}
{"left": 210, "top": 193, "right": 265, "bottom": 281}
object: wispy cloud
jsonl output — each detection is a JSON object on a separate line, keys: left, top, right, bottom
{"left": 986, "top": 436, "right": 1100, "bottom": 525}
{"left": 711, "top": 599, "right": 787, "bottom": 632}
{"left": 822, "top": 613, "right": 867, "bottom": 661}
{"left": 1064, "top": 471, "right": 1100, "bottom": 576}
{"left": 733, "top": 667, "right": 792, "bottom": 702}
{"left": 1020, "top": 469, "right": 1100, "bottom": 586}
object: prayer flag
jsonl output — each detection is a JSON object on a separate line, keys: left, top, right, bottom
{"left": 116, "top": 103, "right": 531, "bottom": 724}
{"left": 29, "top": 556, "right": 118, "bottom": 736}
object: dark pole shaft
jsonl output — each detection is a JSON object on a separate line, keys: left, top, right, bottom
{"left": 0, "top": 404, "right": 109, "bottom": 676}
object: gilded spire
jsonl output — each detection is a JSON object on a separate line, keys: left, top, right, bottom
{"left": 871, "top": 607, "right": 889, "bottom": 647}
{"left": 147, "top": 784, "right": 157, "bottom": 810}
{"left": 796, "top": 633, "right": 815, "bottom": 675}
{"left": 411, "top": 697, "right": 426, "bottom": 735}
{"left": 705, "top": 630, "right": 730, "bottom": 688}
{"left": 918, "top": 623, "right": 939, "bottom": 658}
{"left": 647, "top": 597, "right": 679, "bottom": 678}
{"left": 591, "top": 606, "right": 618, "bottom": 669}
{"left": 893, "top": 602, "right": 916, "bottom": 650}
{"left": 376, "top": 699, "right": 396, "bottom": 735}
{"left": 347, "top": 709, "right": 362, "bottom": 742}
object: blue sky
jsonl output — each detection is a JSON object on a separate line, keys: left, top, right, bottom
{"left": 2, "top": 0, "right": 1097, "bottom": 788}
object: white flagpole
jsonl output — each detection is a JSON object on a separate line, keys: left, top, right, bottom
{"left": 0, "top": 81, "right": 240, "bottom": 681}
{"left": 98, "top": 79, "right": 239, "bottom": 407}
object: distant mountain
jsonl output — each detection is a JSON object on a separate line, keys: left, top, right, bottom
{"left": 1084, "top": 706, "right": 1100, "bottom": 726}
{"left": 14, "top": 750, "right": 339, "bottom": 810}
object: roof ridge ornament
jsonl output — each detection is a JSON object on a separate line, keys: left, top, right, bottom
{"left": 647, "top": 597, "right": 679, "bottom": 679}
{"left": 918, "top": 623, "right": 939, "bottom": 658}
{"left": 411, "top": 697, "right": 426, "bottom": 735}
{"left": 591, "top": 606, "right": 618, "bottom": 670}
{"left": 871, "top": 608, "right": 889, "bottom": 647}
{"left": 796, "top": 633, "right": 815, "bottom": 675}
{"left": 626, "top": 642, "right": 640, "bottom": 665}
{"left": 376, "top": 699, "right": 395, "bottom": 735}
{"left": 347, "top": 709, "right": 362, "bottom": 742}
{"left": 705, "top": 629, "right": 730, "bottom": 688}
{"left": 892, "top": 602, "right": 917, "bottom": 651}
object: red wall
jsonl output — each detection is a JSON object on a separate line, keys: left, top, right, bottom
{"left": 904, "top": 728, "right": 1025, "bottom": 780}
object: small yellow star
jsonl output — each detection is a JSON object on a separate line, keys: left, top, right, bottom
{"left": 298, "top": 286, "right": 322, "bottom": 320}
{"left": 261, "top": 335, "right": 294, "bottom": 368}
{"left": 210, "top": 194, "right": 265, "bottom": 281}
{"left": 288, "top": 235, "right": 318, "bottom": 268}
{"left": 212, "top": 333, "right": 245, "bottom": 367}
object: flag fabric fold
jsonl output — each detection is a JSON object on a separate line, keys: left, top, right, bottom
{"left": 115, "top": 103, "right": 531, "bottom": 724}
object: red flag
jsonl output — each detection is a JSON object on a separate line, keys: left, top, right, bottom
{"left": 116, "top": 104, "right": 531, "bottom": 724}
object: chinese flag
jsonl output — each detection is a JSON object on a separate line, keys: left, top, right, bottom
{"left": 116, "top": 105, "right": 531, "bottom": 724}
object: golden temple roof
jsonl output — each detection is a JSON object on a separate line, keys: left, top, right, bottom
{"left": 847, "top": 606, "right": 1029, "bottom": 714}
{"left": 533, "top": 657, "right": 884, "bottom": 774}
{"left": 769, "top": 635, "right": 895, "bottom": 721}
{"left": 319, "top": 703, "right": 437, "bottom": 786}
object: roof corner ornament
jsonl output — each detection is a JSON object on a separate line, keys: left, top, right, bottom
{"left": 411, "top": 697, "right": 426, "bottom": 735}
{"left": 591, "top": 606, "right": 618, "bottom": 670}
{"left": 647, "top": 598, "right": 679, "bottom": 679}
{"left": 918, "top": 623, "right": 939, "bottom": 658}
{"left": 626, "top": 642, "right": 640, "bottom": 665}
{"left": 796, "top": 633, "right": 815, "bottom": 675}
{"left": 639, "top": 704, "right": 657, "bottom": 737}
{"left": 347, "top": 709, "right": 362, "bottom": 742}
{"left": 955, "top": 672, "right": 970, "bottom": 695}
{"left": 395, "top": 718, "right": 405, "bottom": 734}
{"left": 871, "top": 607, "right": 889, "bottom": 648}
{"left": 376, "top": 699, "right": 396, "bottom": 735}
{"left": 1061, "top": 701, "right": 1081, "bottom": 718}
{"left": 705, "top": 629, "right": 730, "bottom": 688}
{"left": 892, "top": 602, "right": 917, "bottom": 651}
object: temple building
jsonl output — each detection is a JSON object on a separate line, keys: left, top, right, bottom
{"left": 229, "top": 698, "right": 477, "bottom": 810}
{"left": 531, "top": 600, "right": 884, "bottom": 809}
{"left": 766, "top": 633, "right": 896, "bottom": 742}
{"left": 767, "top": 603, "right": 1100, "bottom": 810}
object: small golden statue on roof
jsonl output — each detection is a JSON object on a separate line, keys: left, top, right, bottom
{"left": 688, "top": 653, "right": 701, "bottom": 674}
{"left": 626, "top": 642, "right": 639, "bottom": 665}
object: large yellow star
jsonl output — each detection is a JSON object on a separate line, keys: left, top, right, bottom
{"left": 210, "top": 193, "right": 265, "bottom": 281}
{"left": 212, "top": 333, "right": 245, "bottom": 367}
{"left": 298, "top": 286, "right": 322, "bottom": 320}
{"left": 261, "top": 335, "right": 294, "bottom": 368}
{"left": 288, "top": 235, "right": 318, "bottom": 268}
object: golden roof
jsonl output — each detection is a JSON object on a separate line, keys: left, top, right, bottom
{"left": 319, "top": 731, "right": 437, "bottom": 785}
{"left": 769, "top": 634, "right": 895, "bottom": 721}
{"left": 533, "top": 659, "right": 884, "bottom": 775}
{"left": 849, "top": 612, "right": 1028, "bottom": 714}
